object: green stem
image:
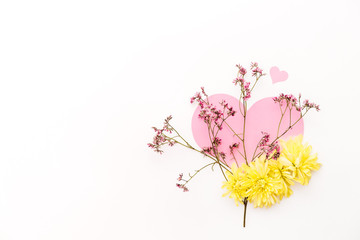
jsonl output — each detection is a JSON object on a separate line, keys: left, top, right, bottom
{"left": 242, "top": 100, "right": 248, "bottom": 165}
{"left": 173, "top": 140, "right": 230, "bottom": 171}
{"left": 243, "top": 198, "right": 248, "bottom": 228}
{"left": 289, "top": 107, "right": 292, "bottom": 128}
{"left": 183, "top": 162, "right": 216, "bottom": 187}
{"left": 223, "top": 121, "right": 243, "bottom": 142}
{"left": 251, "top": 143, "right": 260, "bottom": 162}
{"left": 277, "top": 103, "right": 289, "bottom": 137}
{"left": 168, "top": 123, "right": 192, "bottom": 147}
{"left": 166, "top": 123, "right": 226, "bottom": 167}
{"left": 250, "top": 75, "right": 260, "bottom": 92}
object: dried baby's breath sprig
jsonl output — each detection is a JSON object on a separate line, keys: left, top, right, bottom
{"left": 147, "top": 116, "right": 176, "bottom": 154}
{"left": 148, "top": 112, "right": 231, "bottom": 189}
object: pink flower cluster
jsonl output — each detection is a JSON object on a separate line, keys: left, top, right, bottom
{"left": 147, "top": 116, "right": 175, "bottom": 154}
{"left": 220, "top": 100, "right": 236, "bottom": 117}
{"left": 303, "top": 99, "right": 320, "bottom": 111}
{"left": 273, "top": 93, "right": 320, "bottom": 112}
{"left": 201, "top": 137, "right": 226, "bottom": 160}
{"left": 250, "top": 62, "right": 264, "bottom": 77}
{"left": 234, "top": 64, "right": 252, "bottom": 100}
{"left": 176, "top": 183, "right": 189, "bottom": 192}
{"left": 232, "top": 63, "right": 265, "bottom": 101}
{"left": 259, "top": 131, "right": 270, "bottom": 148}
{"left": 229, "top": 142, "right": 240, "bottom": 154}
{"left": 201, "top": 146, "right": 226, "bottom": 161}
{"left": 190, "top": 88, "right": 236, "bottom": 162}
{"left": 176, "top": 173, "right": 189, "bottom": 192}
{"left": 233, "top": 77, "right": 251, "bottom": 100}
{"left": 258, "top": 132, "right": 280, "bottom": 160}
{"left": 236, "top": 64, "right": 247, "bottom": 75}
{"left": 273, "top": 93, "right": 300, "bottom": 111}
{"left": 191, "top": 88, "right": 235, "bottom": 130}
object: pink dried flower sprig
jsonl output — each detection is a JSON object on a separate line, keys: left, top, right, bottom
{"left": 273, "top": 93, "right": 299, "bottom": 110}
{"left": 148, "top": 113, "right": 231, "bottom": 192}
{"left": 271, "top": 93, "right": 319, "bottom": 142}
{"left": 191, "top": 89, "right": 235, "bottom": 130}
{"left": 252, "top": 132, "right": 280, "bottom": 160}
{"left": 177, "top": 173, "right": 183, "bottom": 181}
{"left": 176, "top": 183, "right": 189, "bottom": 192}
{"left": 175, "top": 161, "right": 218, "bottom": 192}
{"left": 229, "top": 142, "right": 240, "bottom": 154}
{"left": 147, "top": 116, "right": 176, "bottom": 154}
{"left": 235, "top": 65, "right": 247, "bottom": 76}
{"left": 233, "top": 63, "right": 266, "bottom": 102}
{"left": 264, "top": 141, "right": 280, "bottom": 160}
{"left": 176, "top": 173, "right": 188, "bottom": 192}
{"left": 258, "top": 131, "right": 270, "bottom": 148}
{"left": 190, "top": 87, "right": 241, "bottom": 172}
{"left": 273, "top": 93, "right": 320, "bottom": 112}
{"left": 303, "top": 99, "right": 320, "bottom": 111}
{"left": 233, "top": 77, "right": 251, "bottom": 100}
{"left": 250, "top": 62, "right": 265, "bottom": 77}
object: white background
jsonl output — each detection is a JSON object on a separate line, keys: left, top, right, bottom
{"left": 1, "top": 0, "right": 360, "bottom": 239}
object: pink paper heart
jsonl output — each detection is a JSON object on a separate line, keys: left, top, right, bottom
{"left": 191, "top": 94, "right": 304, "bottom": 165}
{"left": 270, "top": 66, "right": 288, "bottom": 84}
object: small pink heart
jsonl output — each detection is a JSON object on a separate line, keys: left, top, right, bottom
{"left": 270, "top": 66, "right": 288, "bottom": 84}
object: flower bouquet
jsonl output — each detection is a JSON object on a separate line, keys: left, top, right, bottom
{"left": 148, "top": 62, "right": 321, "bottom": 227}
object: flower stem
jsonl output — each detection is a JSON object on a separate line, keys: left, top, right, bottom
{"left": 276, "top": 104, "right": 288, "bottom": 137}
{"left": 182, "top": 162, "right": 216, "bottom": 187}
{"left": 243, "top": 197, "right": 248, "bottom": 228}
{"left": 242, "top": 101, "right": 248, "bottom": 165}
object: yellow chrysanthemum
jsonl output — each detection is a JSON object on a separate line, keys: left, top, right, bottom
{"left": 279, "top": 135, "right": 321, "bottom": 185}
{"left": 222, "top": 163, "right": 244, "bottom": 206}
{"left": 238, "top": 156, "right": 282, "bottom": 208}
{"left": 269, "top": 159, "right": 294, "bottom": 199}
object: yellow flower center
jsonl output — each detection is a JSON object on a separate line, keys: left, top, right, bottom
{"left": 257, "top": 178, "right": 266, "bottom": 188}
